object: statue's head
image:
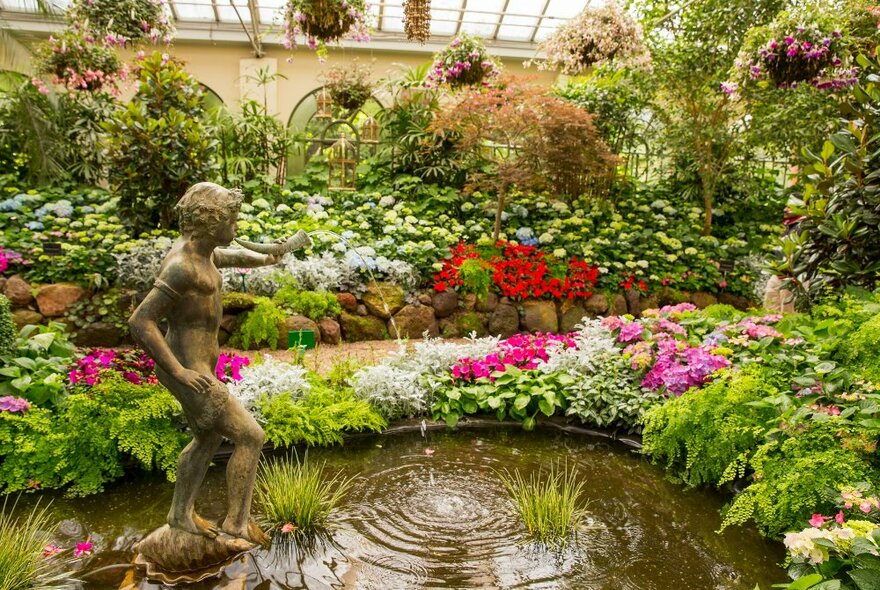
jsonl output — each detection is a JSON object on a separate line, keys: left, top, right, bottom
{"left": 175, "top": 182, "right": 243, "bottom": 242}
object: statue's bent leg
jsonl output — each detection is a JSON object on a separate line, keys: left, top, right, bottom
{"left": 167, "top": 429, "right": 223, "bottom": 538}
{"left": 214, "top": 392, "right": 265, "bottom": 541}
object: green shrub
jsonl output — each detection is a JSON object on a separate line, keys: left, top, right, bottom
{"left": 0, "top": 500, "right": 70, "bottom": 590}
{"left": 272, "top": 286, "right": 341, "bottom": 322}
{"left": 841, "top": 312, "right": 880, "bottom": 383}
{"left": 0, "top": 294, "right": 15, "bottom": 359}
{"left": 0, "top": 323, "right": 76, "bottom": 408}
{"left": 641, "top": 366, "right": 779, "bottom": 487}
{"left": 720, "top": 419, "right": 880, "bottom": 537}
{"left": 256, "top": 452, "right": 356, "bottom": 535}
{"left": 497, "top": 462, "right": 589, "bottom": 547}
{"left": 230, "top": 297, "right": 285, "bottom": 350}
{"left": 260, "top": 380, "right": 386, "bottom": 447}
{"left": 458, "top": 258, "right": 492, "bottom": 301}
{"left": 0, "top": 373, "right": 186, "bottom": 496}
{"left": 102, "top": 51, "right": 217, "bottom": 231}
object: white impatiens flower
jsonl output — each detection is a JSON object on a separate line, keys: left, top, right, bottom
{"left": 228, "top": 355, "right": 311, "bottom": 417}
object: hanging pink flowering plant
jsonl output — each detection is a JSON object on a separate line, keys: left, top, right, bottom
{"left": 281, "top": 0, "right": 371, "bottom": 59}
{"left": 527, "top": 1, "right": 650, "bottom": 75}
{"left": 426, "top": 34, "right": 500, "bottom": 88}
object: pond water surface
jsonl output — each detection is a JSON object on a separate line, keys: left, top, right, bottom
{"left": 25, "top": 427, "right": 786, "bottom": 589}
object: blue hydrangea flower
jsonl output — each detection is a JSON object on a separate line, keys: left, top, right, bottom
{"left": 25, "top": 221, "right": 44, "bottom": 230}
{"left": 515, "top": 227, "right": 535, "bottom": 241}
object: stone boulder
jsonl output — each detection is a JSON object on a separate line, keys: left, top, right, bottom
{"left": 719, "top": 292, "right": 754, "bottom": 311}
{"left": 5, "top": 275, "right": 33, "bottom": 307}
{"left": 560, "top": 305, "right": 588, "bottom": 333}
{"left": 74, "top": 321, "right": 122, "bottom": 347}
{"left": 431, "top": 290, "right": 459, "bottom": 318}
{"left": 340, "top": 311, "right": 387, "bottom": 342}
{"left": 488, "top": 304, "right": 519, "bottom": 338}
{"left": 11, "top": 309, "right": 43, "bottom": 330}
{"left": 221, "top": 292, "right": 257, "bottom": 313}
{"left": 417, "top": 292, "right": 433, "bottom": 306}
{"left": 317, "top": 318, "right": 341, "bottom": 345}
{"left": 278, "top": 315, "right": 319, "bottom": 350}
{"left": 657, "top": 288, "right": 690, "bottom": 307}
{"left": 36, "top": 283, "right": 86, "bottom": 317}
{"left": 356, "top": 304, "right": 369, "bottom": 316}
{"left": 584, "top": 293, "right": 609, "bottom": 316}
{"left": 336, "top": 292, "right": 358, "bottom": 313}
{"left": 521, "top": 300, "right": 558, "bottom": 333}
{"left": 641, "top": 296, "right": 659, "bottom": 314}
{"left": 691, "top": 291, "right": 718, "bottom": 309}
{"left": 611, "top": 293, "right": 628, "bottom": 316}
{"left": 362, "top": 282, "right": 405, "bottom": 319}
{"left": 439, "top": 311, "right": 488, "bottom": 338}
{"left": 624, "top": 289, "right": 641, "bottom": 317}
{"left": 390, "top": 305, "right": 439, "bottom": 339}
{"left": 475, "top": 292, "right": 499, "bottom": 313}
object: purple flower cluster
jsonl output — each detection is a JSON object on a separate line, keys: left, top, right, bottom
{"left": 215, "top": 353, "right": 250, "bottom": 383}
{"left": 426, "top": 34, "right": 499, "bottom": 88}
{"left": 639, "top": 336, "right": 731, "bottom": 395}
{"left": 69, "top": 348, "right": 158, "bottom": 386}
{"left": 0, "top": 395, "right": 31, "bottom": 413}
{"left": 451, "top": 332, "right": 576, "bottom": 381}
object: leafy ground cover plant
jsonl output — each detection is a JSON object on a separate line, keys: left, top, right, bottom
{"left": 0, "top": 324, "right": 76, "bottom": 408}
{"left": 256, "top": 452, "right": 356, "bottom": 536}
{"left": 230, "top": 297, "right": 286, "bottom": 350}
{"left": 720, "top": 419, "right": 880, "bottom": 537}
{"left": 0, "top": 295, "right": 15, "bottom": 358}
{"left": 272, "top": 282, "right": 341, "bottom": 321}
{"left": 641, "top": 365, "right": 780, "bottom": 487}
{"left": 497, "top": 462, "right": 589, "bottom": 548}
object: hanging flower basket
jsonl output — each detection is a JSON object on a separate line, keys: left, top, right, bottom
{"left": 69, "top": 0, "right": 175, "bottom": 45}
{"left": 282, "top": 0, "right": 370, "bottom": 56}
{"left": 426, "top": 34, "right": 500, "bottom": 88}
{"left": 733, "top": 10, "right": 854, "bottom": 90}
{"left": 321, "top": 61, "right": 374, "bottom": 111}
{"left": 34, "top": 30, "right": 123, "bottom": 92}
{"left": 527, "top": 1, "right": 649, "bottom": 76}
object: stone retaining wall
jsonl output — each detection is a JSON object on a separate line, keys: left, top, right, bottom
{"left": 1, "top": 275, "right": 754, "bottom": 347}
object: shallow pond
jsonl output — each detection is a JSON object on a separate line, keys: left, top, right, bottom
{"left": 21, "top": 426, "right": 785, "bottom": 589}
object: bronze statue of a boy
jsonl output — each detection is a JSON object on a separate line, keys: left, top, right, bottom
{"left": 129, "top": 182, "right": 278, "bottom": 549}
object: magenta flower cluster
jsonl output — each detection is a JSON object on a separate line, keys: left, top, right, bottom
{"left": 69, "top": 348, "right": 158, "bottom": 386}
{"left": 451, "top": 332, "right": 576, "bottom": 381}
{"left": 604, "top": 304, "right": 731, "bottom": 395}
{"left": 426, "top": 34, "right": 499, "bottom": 88}
{"left": 0, "top": 396, "right": 31, "bottom": 413}
{"left": 215, "top": 353, "right": 250, "bottom": 383}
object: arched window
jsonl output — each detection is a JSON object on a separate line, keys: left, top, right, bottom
{"left": 198, "top": 82, "right": 225, "bottom": 112}
{"left": 286, "top": 86, "right": 383, "bottom": 176}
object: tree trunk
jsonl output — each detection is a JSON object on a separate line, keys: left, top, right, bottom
{"left": 493, "top": 185, "right": 507, "bottom": 241}
{"left": 701, "top": 170, "right": 714, "bottom": 236}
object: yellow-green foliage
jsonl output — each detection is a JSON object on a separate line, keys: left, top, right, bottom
{"left": 497, "top": 462, "right": 588, "bottom": 547}
{"left": 261, "top": 380, "right": 386, "bottom": 447}
{"left": 0, "top": 373, "right": 186, "bottom": 495}
{"left": 720, "top": 419, "right": 880, "bottom": 537}
{"left": 641, "top": 366, "right": 779, "bottom": 487}
{"left": 256, "top": 452, "right": 356, "bottom": 534}
{"left": 0, "top": 500, "right": 69, "bottom": 590}
{"left": 231, "top": 297, "right": 285, "bottom": 350}
{"left": 842, "top": 312, "right": 880, "bottom": 382}
{"left": 0, "top": 295, "right": 15, "bottom": 359}
{"left": 272, "top": 287, "right": 341, "bottom": 322}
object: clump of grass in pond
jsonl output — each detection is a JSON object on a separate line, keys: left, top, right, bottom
{"left": 0, "top": 499, "right": 69, "bottom": 590}
{"left": 256, "top": 452, "right": 356, "bottom": 536}
{"left": 497, "top": 462, "right": 589, "bottom": 547}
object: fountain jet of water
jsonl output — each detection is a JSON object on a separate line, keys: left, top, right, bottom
{"left": 306, "top": 230, "right": 404, "bottom": 345}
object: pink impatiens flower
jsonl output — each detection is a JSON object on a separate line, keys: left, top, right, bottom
{"left": 809, "top": 513, "right": 828, "bottom": 528}
{"left": 73, "top": 540, "right": 93, "bottom": 557}
{"left": 281, "top": 523, "right": 296, "bottom": 534}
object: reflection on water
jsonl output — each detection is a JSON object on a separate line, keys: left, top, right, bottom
{"left": 15, "top": 428, "right": 785, "bottom": 589}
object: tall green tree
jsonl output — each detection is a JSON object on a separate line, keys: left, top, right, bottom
{"left": 103, "top": 52, "right": 217, "bottom": 231}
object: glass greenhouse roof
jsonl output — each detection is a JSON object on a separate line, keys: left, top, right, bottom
{"left": 0, "top": 0, "right": 593, "bottom": 50}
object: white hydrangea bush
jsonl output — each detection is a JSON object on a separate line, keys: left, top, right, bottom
{"left": 228, "top": 355, "right": 311, "bottom": 417}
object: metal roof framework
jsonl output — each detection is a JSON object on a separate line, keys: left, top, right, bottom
{"left": 0, "top": 0, "right": 593, "bottom": 57}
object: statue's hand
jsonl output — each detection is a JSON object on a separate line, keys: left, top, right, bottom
{"left": 175, "top": 368, "right": 214, "bottom": 394}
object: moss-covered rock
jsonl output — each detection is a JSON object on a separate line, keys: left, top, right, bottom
{"left": 340, "top": 311, "right": 388, "bottom": 342}
{"left": 439, "top": 311, "right": 488, "bottom": 338}
{"left": 362, "top": 281, "right": 405, "bottom": 319}
{"left": 222, "top": 291, "right": 258, "bottom": 313}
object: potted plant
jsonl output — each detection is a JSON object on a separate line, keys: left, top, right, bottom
{"left": 281, "top": 0, "right": 370, "bottom": 58}
{"left": 426, "top": 33, "right": 500, "bottom": 88}
{"left": 34, "top": 29, "right": 123, "bottom": 92}
{"left": 732, "top": 8, "right": 856, "bottom": 89}
{"left": 69, "top": 0, "right": 175, "bottom": 45}
{"left": 527, "top": 1, "right": 649, "bottom": 76}
{"left": 320, "top": 61, "right": 374, "bottom": 111}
